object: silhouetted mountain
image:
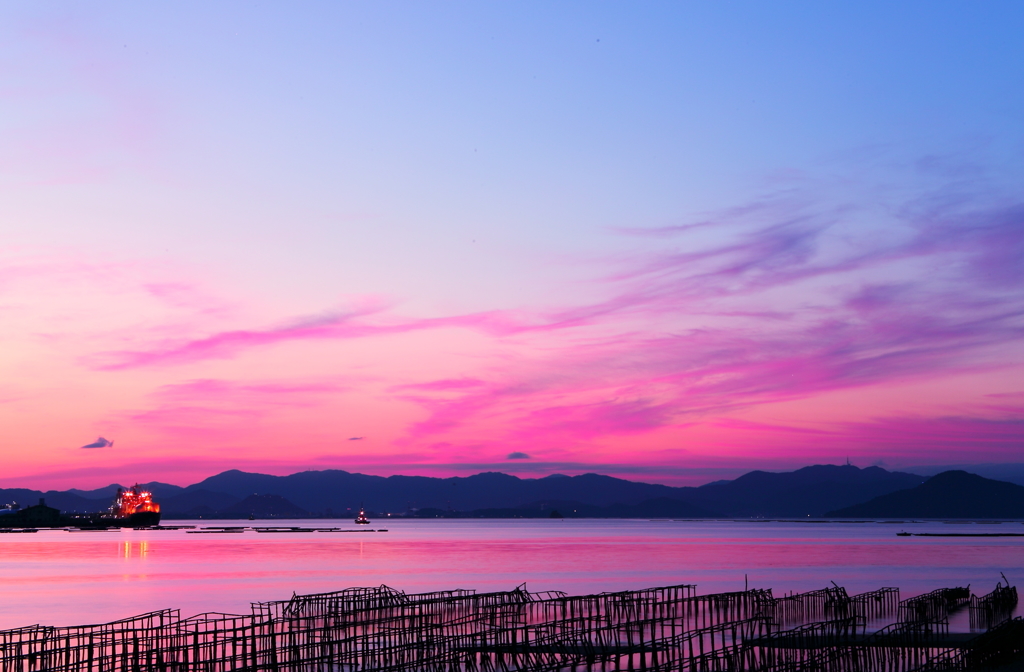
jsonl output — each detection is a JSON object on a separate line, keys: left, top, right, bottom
{"left": 826, "top": 471, "right": 1024, "bottom": 518}
{"left": 67, "top": 482, "right": 185, "bottom": 500}
{"left": 901, "top": 463, "right": 1024, "bottom": 487}
{"left": 161, "top": 489, "right": 241, "bottom": 517}
{"left": 685, "top": 465, "right": 925, "bottom": 517}
{"left": 0, "top": 488, "right": 109, "bottom": 514}
{"left": 425, "top": 497, "right": 719, "bottom": 519}
{"left": 0, "top": 464, "right": 939, "bottom": 520}
{"left": 65, "top": 484, "right": 124, "bottom": 499}
{"left": 1, "top": 482, "right": 187, "bottom": 516}
{"left": 184, "top": 469, "right": 691, "bottom": 514}
{"left": 617, "top": 497, "right": 718, "bottom": 518}
{"left": 219, "top": 494, "right": 308, "bottom": 519}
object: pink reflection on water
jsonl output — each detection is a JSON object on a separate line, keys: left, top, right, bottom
{"left": 0, "top": 520, "right": 1020, "bottom": 629}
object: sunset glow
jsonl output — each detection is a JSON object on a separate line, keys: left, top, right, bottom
{"left": 2, "top": 3, "right": 1022, "bottom": 488}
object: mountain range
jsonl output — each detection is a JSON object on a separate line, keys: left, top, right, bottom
{"left": 5, "top": 464, "right": 1024, "bottom": 520}
{"left": 7, "top": 463, "right": 1017, "bottom": 519}
{"left": 826, "top": 471, "right": 1024, "bottom": 518}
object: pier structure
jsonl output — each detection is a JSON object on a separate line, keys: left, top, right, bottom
{"left": 0, "top": 581, "right": 1018, "bottom": 671}
{"left": 968, "top": 583, "right": 1018, "bottom": 632}
{"left": 897, "top": 587, "right": 970, "bottom": 624}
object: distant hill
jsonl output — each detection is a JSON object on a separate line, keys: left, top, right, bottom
{"left": 685, "top": 465, "right": 925, "bottom": 517}
{"left": 0, "top": 488, "right": 109, "bottom": 514}
{"left": 0, "top": 464, "right": 946, "bottom": 520}
{"left": 826, "top": 471, "right": 1024, "bottom": 518}
{"left": 67, "top": 482, "right": 185, "bottom": 500}
{"left": 901, "top": 463, "right": 1024, "bottom": 487}
{"left": 183, "top": 469, "right": 692, "bottom": 514}
{"left": 181, "top": 464, "right": 923, "bottom": 518}
{"left": 219, "top": 494, "right": 308, "bottom": 519}
{"left": 425, "top": 497, "right": 719, "bottom": 519}
{"left": 161, "top": 489, "right": 243, "bottom": 517}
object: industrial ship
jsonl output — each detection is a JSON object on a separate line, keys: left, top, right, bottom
{"left": 0, "top": 484, "right": 161, "bottom": 528}
{"left": 101, "top": 484, "right": 161, "bottom": 527}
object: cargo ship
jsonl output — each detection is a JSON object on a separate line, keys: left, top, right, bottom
{"left": 102, "top": 484, "right": 161, "bottom": 527}
{"left": 1, "top": 485, "right": 161, "bottom": 529}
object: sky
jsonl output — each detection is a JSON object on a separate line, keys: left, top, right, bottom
{"left": 1, "top": 2, "right": 1023, "bottom": 489}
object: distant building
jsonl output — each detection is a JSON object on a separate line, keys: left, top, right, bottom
{"left": 0, "top": 498, "right": 62, "bottom": 527}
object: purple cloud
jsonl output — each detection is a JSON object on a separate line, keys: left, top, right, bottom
{"left": 80, "top": 437, "right": 113, "bottom": 449}
{"left": 391, "top": 378, "right": 487, "bottom": 392}
{"left": 87, "top": 307, "right": 545, "bottom": 371}
{"left": 72, "top": 172, "right": 1024, "bottom": 469}
{"left": 156, "top": 378, "right": 348, "bottom": 400}
{"left": 381, "top": 184, "right": 1024, "bottom": 455}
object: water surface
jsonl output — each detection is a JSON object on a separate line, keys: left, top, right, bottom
{"left": 0, "top": 518, "right": 1020, "bottom": 629}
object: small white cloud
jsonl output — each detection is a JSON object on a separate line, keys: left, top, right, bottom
{"left": 348, "top": 437, "right": 364, "bottom": 441}
{"left": 81, "top": 437, "right": 113, "bottom": 449}
{"left": 507, "top": 451, "right": 530, "bottom": 460}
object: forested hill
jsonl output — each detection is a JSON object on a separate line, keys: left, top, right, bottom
{"left": 827, "top": 471, "right": 1024, "bottom": 518}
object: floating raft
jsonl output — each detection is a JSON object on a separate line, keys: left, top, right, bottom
{"left": 900, "top": 532, "right": 1024, "bottom": 537}
{"left": 181, "top": 526, "right": 389, "bottom": 534}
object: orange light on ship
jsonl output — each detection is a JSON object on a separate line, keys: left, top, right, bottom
{"left": 112, "top": 485, "right": 161, "bottom": 516}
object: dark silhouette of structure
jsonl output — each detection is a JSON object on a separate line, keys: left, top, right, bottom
{"left": 0, "top": 498, "right": 61, "bottom": 527}
{"left": 0, "top": 580, "right": 1018, "bottom": 670}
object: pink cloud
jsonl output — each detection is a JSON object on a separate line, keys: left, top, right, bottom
{"left": 112, "top": 377, "right": 355, "bottom": 446}
{"left": 7, "top": 173, "right": 1024, "bottom": 484}
{"left": 156, "top": 378, "right": 348, "bottom": 400}
{"left": 86, "top": 209, "right": 1024, "bottom": 464}
{"left": 126, "top": 405, "right": 264, "bottom": 431}
{"left": 710, "top": 418, "right": 833, "bottom": 435}
{"left": 86, "top": 308, "right": 540, "bottom": 370}
{"left": 82, "top": 191, "right": 1021, "bottom": 385}
{"left": 391, "top": 378, "right": 487, "bottom": 392}
{"left": 89, "top": 311, "right": 362, "bottom": 370}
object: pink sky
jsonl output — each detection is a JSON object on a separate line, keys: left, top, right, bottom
{"left": 4, "top": 185, "right": 1023, "bottom": 489}
{"left": 2, "top": 4, "right": 1023, "bottom": 489}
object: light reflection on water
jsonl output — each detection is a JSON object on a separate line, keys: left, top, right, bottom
{"left": 0, "top": 518, "right": 1020, "bottom": 629}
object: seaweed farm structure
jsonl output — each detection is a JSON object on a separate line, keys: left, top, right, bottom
{"left": 0, "top": 580, "right": 1019, "bottom": 671}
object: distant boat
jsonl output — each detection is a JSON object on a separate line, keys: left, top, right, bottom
{"left": 355, "top": 507, "right": 370, "bottom": 525}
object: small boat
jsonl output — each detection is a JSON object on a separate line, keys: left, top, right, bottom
{"left": 355, "top": 507, "right": 370, "bottom": 525}
{"left": 897, "top": 531, "right": 912, "bottom": 536}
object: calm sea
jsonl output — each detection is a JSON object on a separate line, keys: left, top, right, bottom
{"left": 0, "top": 518, "right": 1020, "bottom": 630}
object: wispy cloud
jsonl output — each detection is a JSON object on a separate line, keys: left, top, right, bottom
{"left": 155, "top": 378, "right": 349, "bottom": 401}
{"left": 380, "top": 182, "right": 1024, "bottom": 458}
{"left": 90, "top": 310, "right": 369, "bottom": 370}
{"left": 392, "top": 378, "right": 487, "bottom": 392}
{"left": 14, "top": 169, "right": 1023, "bottom": 481}
{"left": 117, "top": 377, "right": 352, "bottom": 439}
